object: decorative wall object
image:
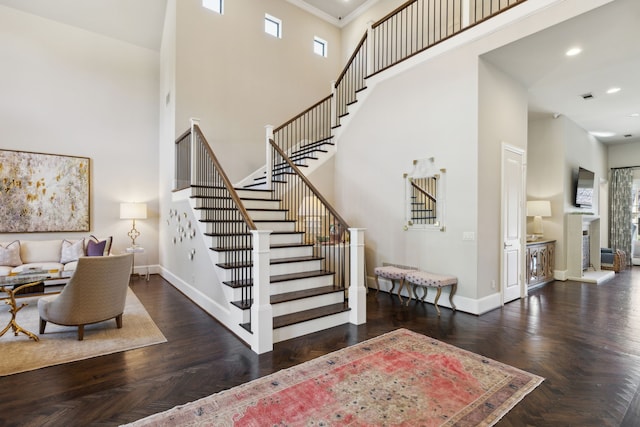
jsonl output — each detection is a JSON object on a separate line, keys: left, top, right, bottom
{"left": 0, "top": 149, "right": 90, "bottom": 232}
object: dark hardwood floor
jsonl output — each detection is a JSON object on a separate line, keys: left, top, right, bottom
{"left": 2, "top": 268, "right": 640, "bottom": 426}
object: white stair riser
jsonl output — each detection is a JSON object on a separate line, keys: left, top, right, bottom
{"left": 248, "top": 210, "right": 287, "bottom": 221}
{"left": 271, "top": 260, "right": 322, "bottom": 275}
{"left": 270, "top": 275, "right": 334, "bottom": 294}
{"left": 270, "top": 233, "right": 303, "bottom": 245}
{"left": 214, "top": 245, "right": 311, "bottom": 263}
{"left": 254, "top": 221, "right": 296, "bottom": 232}
{"left": 273, "top": 311, "right": 350, "bottom": 343}
{"left": 272, "top": 293, "right": 344, "bottom": 317}
{"left": 270, "top": 246, "right": 313, "bottom": 259}
{"left": 241, "top": 199, "right": 280, "bottom": 210}
{"left": 235, "top": 189, "right": 272, "bottom": 200}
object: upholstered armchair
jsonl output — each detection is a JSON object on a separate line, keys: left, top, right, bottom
{"left": 38, "top": 253, "right": 133, "bottom": 340}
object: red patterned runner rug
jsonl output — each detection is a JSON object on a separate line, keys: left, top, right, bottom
{"left": 125, "top": 329, "right": 543, "bottom": 426}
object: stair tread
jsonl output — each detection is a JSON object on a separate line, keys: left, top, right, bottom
{"left": 271, "top": 285, "right": 344, "bottom": 304}
{"left": 204, "top": 230, "right": 303, "bottom": 237}
{"left": 218, "top": 255, "right": 322, "bottom": 269}
{"left": 211, "top": 242, "right": 312, "bottom": 252}
{"left": 273, "top": 302, "right": 350, "bottom": 329}
{"left": 271, "top": 255, "right": 323, "bottom": 265}
{"left": 271, "top": 270, "right": 334, "bottom": 283}
{"left": 223, "top": 269, "right": 334, "bottom": 288}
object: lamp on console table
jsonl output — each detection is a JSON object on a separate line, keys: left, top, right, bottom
{"left": 526, "top": 200, "right": 551, "bottom": 238}
{"left": 120, "top": 202, "right": 147, "bottom": 247}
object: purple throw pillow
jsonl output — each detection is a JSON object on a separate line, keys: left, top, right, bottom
{"left": 87, "top": 239, "right": 107, "bottom": 256}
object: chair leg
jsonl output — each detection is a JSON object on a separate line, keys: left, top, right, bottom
{"left": 39, "top": 318, "right": 47, "bottom": 334}
{"left": 116, "top": 313, "right": 123, "bottom": 329}
{"left": 374, "top": 275, "right": 380, "bottom": 294}
{"left": 77, "top": 325, "right": 84, "bottom": 341}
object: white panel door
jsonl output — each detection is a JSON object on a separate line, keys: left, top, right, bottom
{"left": 502, "top": 144, "right": 525, "bottom": 304}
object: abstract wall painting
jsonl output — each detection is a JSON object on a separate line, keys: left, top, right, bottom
{"left": 0, "top": 150, "right": 90, "bottom": 232}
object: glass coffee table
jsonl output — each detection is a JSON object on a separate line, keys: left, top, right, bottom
{"left": 0, "top": 271, "right": 53, "bottom": 342}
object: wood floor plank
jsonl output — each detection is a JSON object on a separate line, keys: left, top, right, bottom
{"left": 2, "top": 269, "right": 640, "bottom": 425}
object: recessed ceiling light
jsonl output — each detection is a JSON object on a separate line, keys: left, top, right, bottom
{"left": 566, "top": 47, "right": 582, "bottom": 56}
{"left": 607, "top": 87, "right": 621, "bottom": 94}
{"left": 629, "top": 113, "right": 640, "bottom": 118}
{"left": 590, "top": 131, "right": 616, "bottom": 138}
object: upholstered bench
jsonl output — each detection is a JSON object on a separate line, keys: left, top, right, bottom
{"left": 403, "top": 271, "right": 457, "bottom": 316}
{"left": 373, "top": 266, "right": 416, "bottom": 302}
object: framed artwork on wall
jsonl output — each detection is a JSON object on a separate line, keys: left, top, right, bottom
{"left": 0, "top": 149, "right": 90, "bottom": 232}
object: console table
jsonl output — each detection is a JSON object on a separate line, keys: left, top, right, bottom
{"left": 526, "top": 240, "right": 555, "bottom": 288}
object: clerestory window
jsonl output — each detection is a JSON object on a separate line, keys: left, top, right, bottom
{"left": 202, "top": 0, "right": 223, "bottom": 14}
{"left": 265, "top": 14, "right": 282, "bottom": 38}
{"left": 314, "top": 37, "right": 327, "bottom": 57}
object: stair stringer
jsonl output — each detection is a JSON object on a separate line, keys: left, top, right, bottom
{"left": 167, "top": 189, "right": 253, "bottom": 345}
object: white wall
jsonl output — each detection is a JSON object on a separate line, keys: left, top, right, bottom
{"left": 0, "top": 5, "right": 160, "bottom": 265}
{"left": 334, "top": 46, "right": 479, "bottom": 305}
{"left": 527, "top": 117, "right": 566, "bottom": 269}
{"left": 478, "top": 59, "right": 528, "bottom": 299}
{"left": 174, "top": 0, "right": 342, "bottom": 183}
{"left": 608, "top": 142, "right": 640, "bottom": 168}
{"left": 527, "top": 115, "right": 607, "bottom": 274}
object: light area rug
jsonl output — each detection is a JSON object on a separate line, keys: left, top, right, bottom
{"left": 0, "top": 288, "right": 166, "bottom": 377}
{"left": 124, "top": 328, "right": 543, "bottom": 427}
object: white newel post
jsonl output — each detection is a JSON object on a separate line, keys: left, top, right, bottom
{"left": 189, "top": 117, "right": 200, "bottom": 186}
{"left": 250, "top": 230, "right": 273, "bottom": 354}
{"left": 366, "top": 21, "right": 374, "bottom": 77}
{"left": 348, "top": 228, "right": 367, "bottom": 325}
{"left": 265, "top": 125, "right": 274, "bottom": 190}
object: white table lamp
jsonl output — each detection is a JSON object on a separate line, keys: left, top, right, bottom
{"left": 526, "top": 200, "right": 551, "bottom": 236}
{"left": 120, "top": 202, "right": 147, "bottom": 247}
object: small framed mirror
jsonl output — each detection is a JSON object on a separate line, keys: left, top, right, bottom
{"left": 404, "top": 157, "right": 446, "bottom": 231}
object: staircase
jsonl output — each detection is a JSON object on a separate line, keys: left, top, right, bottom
{"left": 196, "top": 185, "right": 351, "bottom": 341}
{"left": 172, "top": 0, "right": 528, "bottom": 353}
{"left": 175, "top": 124, "right": 362, "bottom": 354}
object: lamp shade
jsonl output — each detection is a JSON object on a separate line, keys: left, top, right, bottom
{"left": 120, "top": 202, "right": 147, "bottom": 220}
{"left": 526, "top": 200, "right": 551, "bottom": 217}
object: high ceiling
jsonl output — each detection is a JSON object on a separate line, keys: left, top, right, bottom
{"left": 1, "top": 0, "right": 636, "bottom": 145}
{"left": 483, "top": 0, "right": 640, "bottom": 145}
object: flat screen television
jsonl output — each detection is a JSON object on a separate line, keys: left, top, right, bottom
{"left": 575, "top": 167, "right": 595, "bottom": 207}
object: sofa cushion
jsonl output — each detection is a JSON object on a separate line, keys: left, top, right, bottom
{"left": 60, "top": 239, "right": 85, "bottom": 264}
{"left": 88, "top": 235, "right": 112, "bottom": 256}
{"left": 20, "top": 240, "right": 62, "bottom": 264}
{"left": 87, "top": 239, "right": 107, "bottom": 256}
{"left": 0, "top": 266, "right": 12, "bottom": 276}
{"left": 0, "top": 240, "right": 22, "bottom": 267}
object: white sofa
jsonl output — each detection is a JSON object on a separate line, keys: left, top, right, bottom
{"left": 0, "top": 237, "right": 112, "bottom": 283}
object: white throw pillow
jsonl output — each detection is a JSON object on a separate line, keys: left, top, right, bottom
{"left": 60, "top": 239, "right": 85, "bottom": 264}
{"left": 0, "top": 241, "right": 22, "bottom": 267}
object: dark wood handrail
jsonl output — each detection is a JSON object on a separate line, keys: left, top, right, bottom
{"left": 270, "top": 139, "right": 350, "bottom": 229}
{"left": 372, "top": 0, "right": 419, "bottom": 29}
{"left": 194, "top": 124, "right": 257, "bottom": 230}
{"left": 411, "top": 181, "right": 436, "bottom": 203}
{"left": 273, "top": 95, "right": 333, "bottom": 133}
{"left": 175, "top": 127, "right": 192, "bottom": 145}
{"left": 335, "top": 33, "right": 368, "bottom": 88}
